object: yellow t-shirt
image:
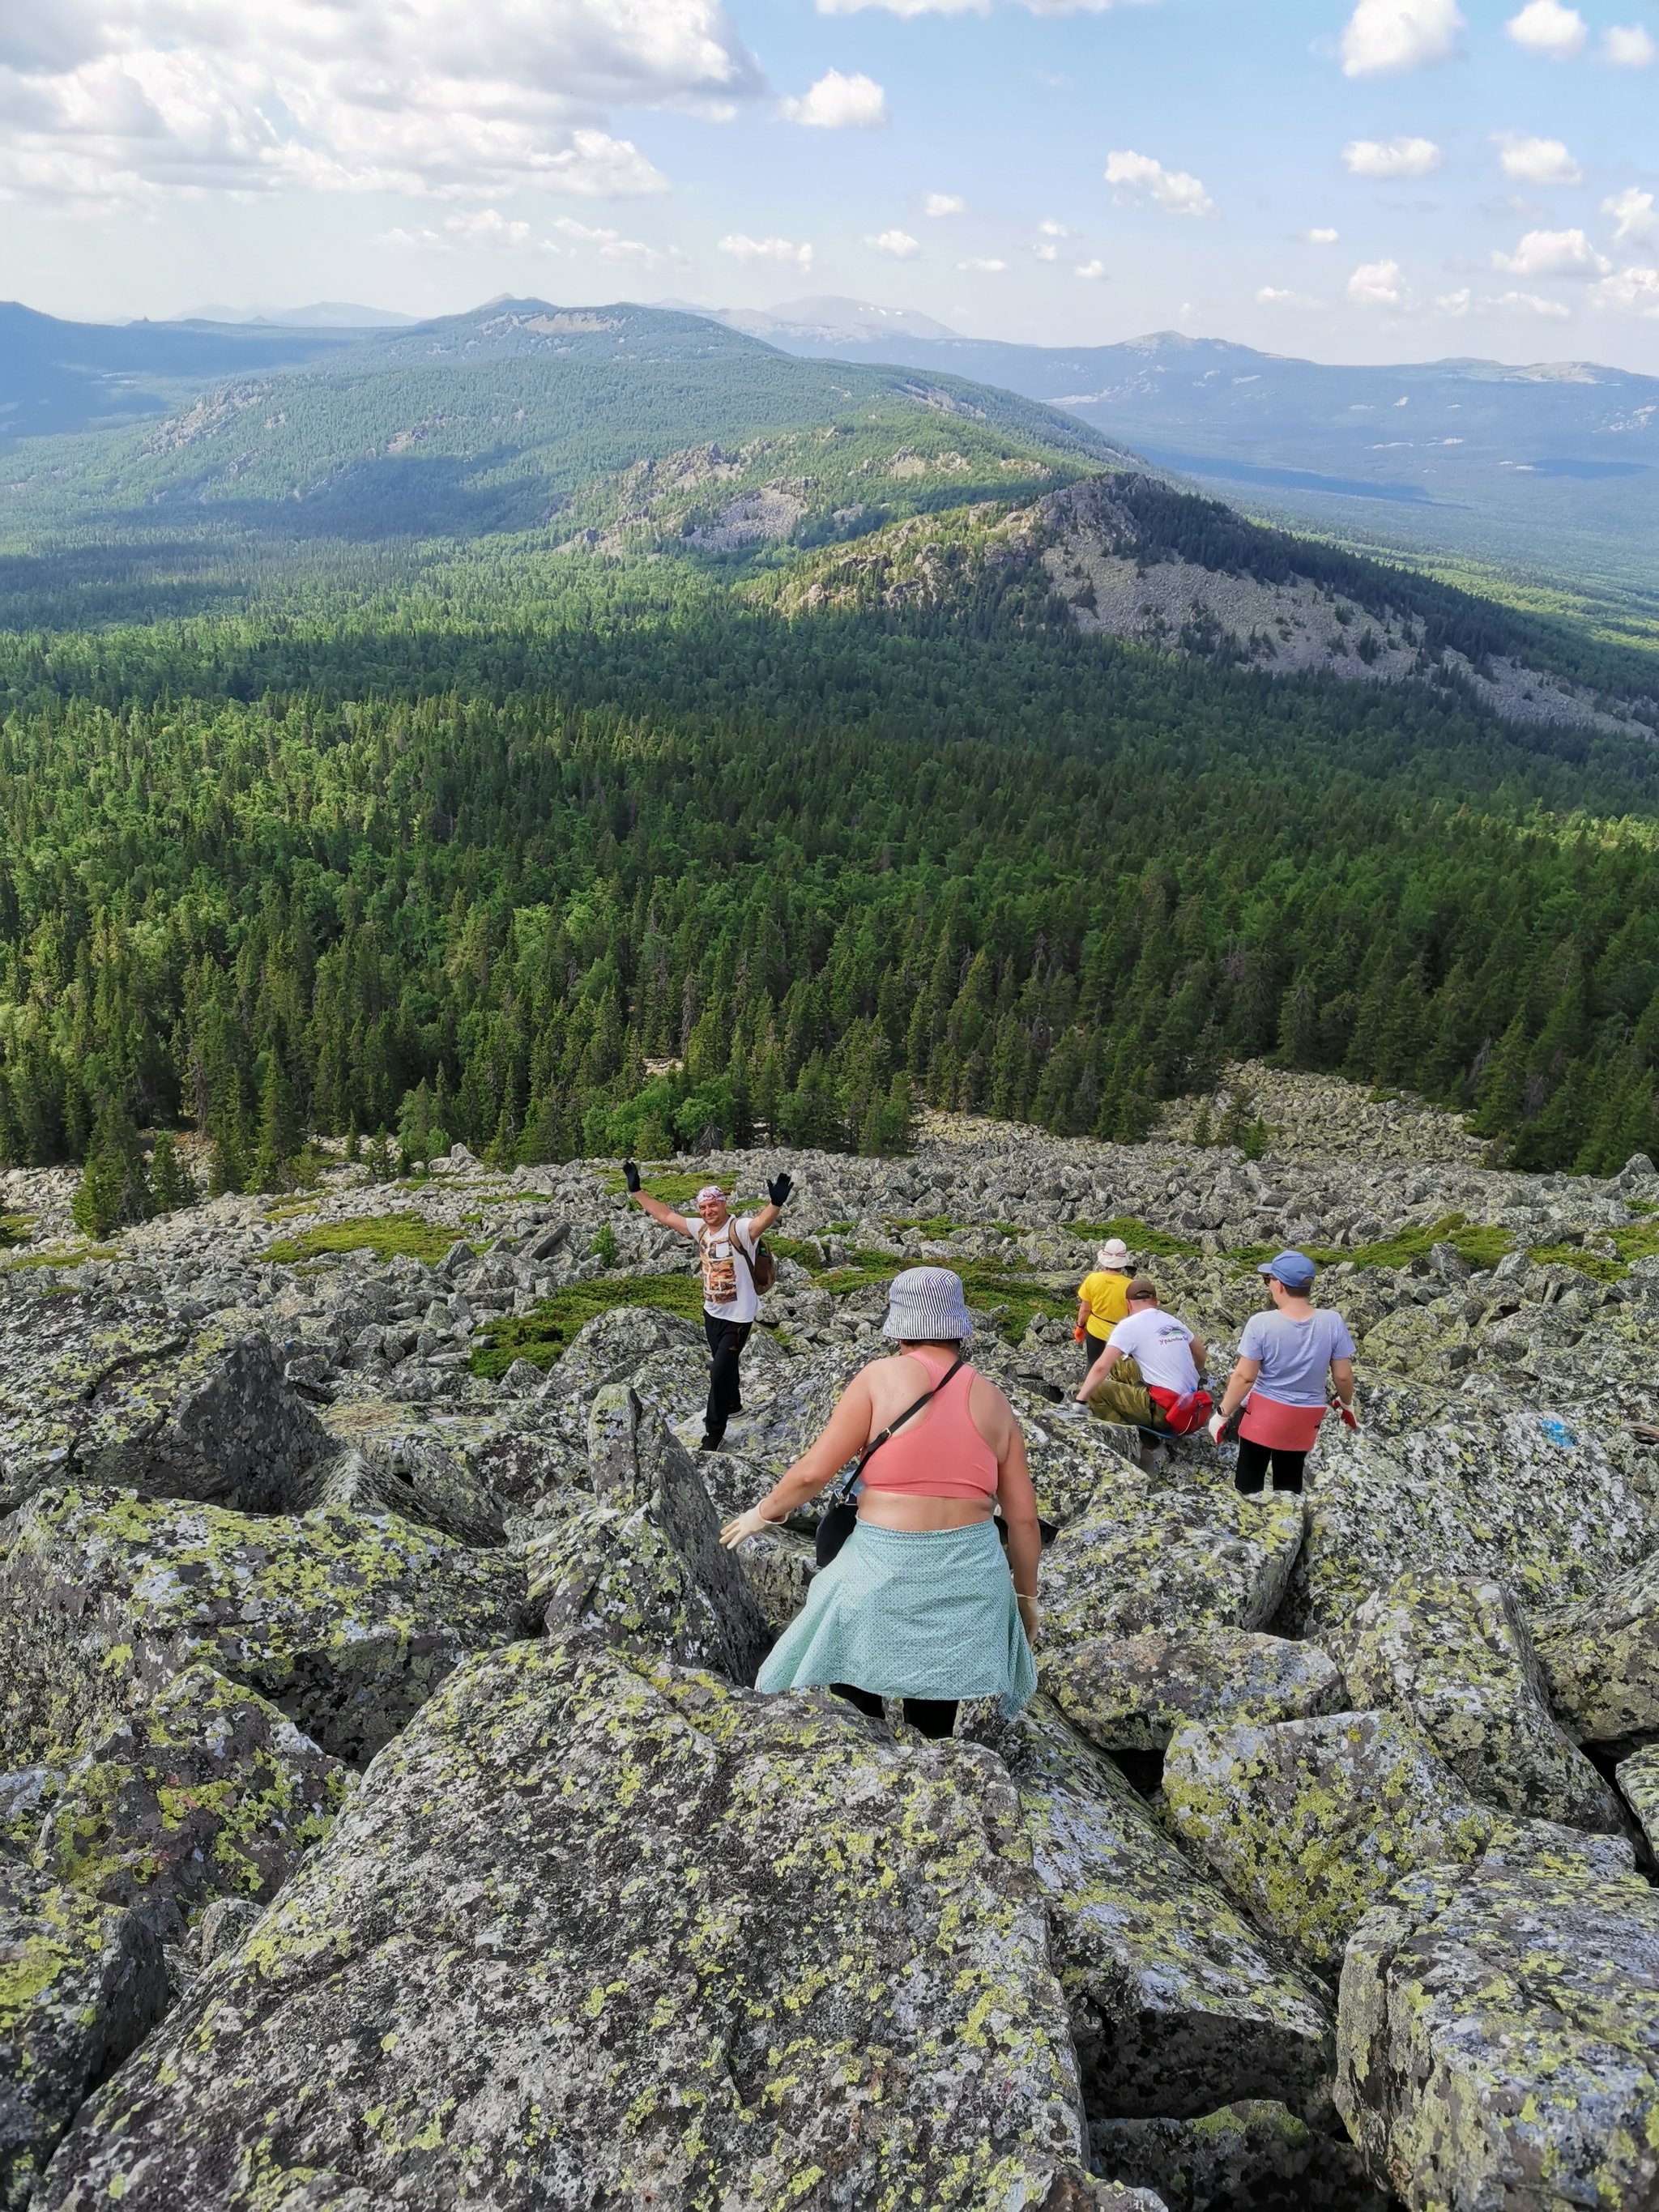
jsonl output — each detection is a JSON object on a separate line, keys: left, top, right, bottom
{"left": 1077, "top": 1270, "right": 1131, "bottom": 1340}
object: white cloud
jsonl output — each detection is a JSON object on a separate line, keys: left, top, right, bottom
{"left": 1340, "top": 0, "right": 1463, "bottom": 76}
{"left": 1506, "top": 0, "right": 1588, "bottom": 55}
{"left": 1492, "top": 225, "right": 1609, "bottom": 275}
{"left": 1494, "top": 288, "right": 1572, "bottom": 315}
{"left": 1343, "top": 135, "right": 1443, "bottom": 177}
{"left": 1104, "top": 148, "right": 1215, "bottom": 216}
{"left": 1493, "top": 132, "right": 1581, "bottom": 184}
{"left": 549, "top": 214, "right": 663, "bottom": 264}
{"left": 1075, "top": 258, "right": 1107, "bottom": 278}
{"left": 1605, "top": 186, "right": 1658, "bottom": 242}
{"left": 782, "top": 68, "right": 887, "bottom": 126}
{"left": 1348, "top": 256, "right": 1406, "bottom": 305}
{"left": 815, "top": 0, "right": 1142, "bottom": 12}
{"left": 957, "top": 256, "right": 1006, "bottom": 270}
{"left": 1593, "top": 264, "right": 1659, "bottom": 309}
{"left": 1307, "top": 227, "right": 1341, "bottom": 243}
{"left": 382, "top": 224, "right": 446, "bottom": 249}
{"left": 719, "top": 231, "right": 813, "bottom": 267}
{"left": 1435, "top": 286, "right": 1472, "bottom": 312}
{"left": 868, "top": 227, "right": 919, "bottom": 257}
{"left": 924, "top": 191, "right": 966, "bottom": 215}
{"left": 1603, "top": 21, "right": 1657, "bottom": 62}
{"left": 1032, "top": 241, "right": 1059, "bottom": 261}
{"left": 0, "top": 0, "right": 750, "bottom": 209}
{"left": 1039, "top": 218, "right": 1071, "bottom": 236}
{"left": 447, "top": 207, "right": 531, "bottom": 246}
{"left": 1257, "top": 285, "right": 1319, "bottom": 305}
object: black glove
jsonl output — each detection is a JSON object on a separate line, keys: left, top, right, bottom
{"left": 766, "top": 1174, "right": 792, "bottom": 1208}
{"left": 623, "top": 1161, "right": 642, "bottom": 1193}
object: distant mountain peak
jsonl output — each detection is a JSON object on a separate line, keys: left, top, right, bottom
{"left": 171, "top": 302, "right": 417, "bottom": 329}
{"left": 672, "top": 296, "right": 963, "bottom": 345}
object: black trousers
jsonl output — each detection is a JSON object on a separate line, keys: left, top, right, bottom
{"left": 702, "top": 1313, "right": 752, "bottom": 1446}
{"left": 1235, "top": 1438, "right": 1307, "bottom": 1494}
{"left": 1082, "top": 1336, "right": 1108, "bottom": 1383}
{"left": 832, "top": 1682, "right": 958, "bottom": 1740}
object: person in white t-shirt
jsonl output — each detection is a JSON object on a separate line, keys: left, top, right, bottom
{"left": 1077, "top": 1277, "right": 1211, "bottom": 1434}
{"left": 624, "top": 1164, "right": 791, "bottom": 1451}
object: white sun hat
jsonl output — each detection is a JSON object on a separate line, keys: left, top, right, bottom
{"left": 882, "top": 1265, "right": 975, "bottom": 1341}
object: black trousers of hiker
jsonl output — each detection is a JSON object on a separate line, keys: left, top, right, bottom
{"left": 1235, "top": 1438, "right": 1308, "bottom": 1494}
{"left": 702, "top": 1314, "right": 752, "bottom": 1447}
{"left": 832, "top": 1682, "right": 958, "bottom": 1740}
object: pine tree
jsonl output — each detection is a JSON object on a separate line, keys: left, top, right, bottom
{"left": 254, "top": 1055, "right": 301, "bottom": 1191}
{"left": 148, "top": 1131, "right": 198, "bottom": 1214}
{"left": 72, "top": 1098, "right": 151, "bottom": 1239}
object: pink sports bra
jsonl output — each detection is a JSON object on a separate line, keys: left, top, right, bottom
{"left": 859, "top": 1346, "right": 1000, "bottom": 1502}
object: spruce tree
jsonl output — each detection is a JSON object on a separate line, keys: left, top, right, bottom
{"left": 254, "top": 1055, "right": 301, "bottom": 1191}
{"left": 72, "top": 1099, "right": 151, "bottom": 1239}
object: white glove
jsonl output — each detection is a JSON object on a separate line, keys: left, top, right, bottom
{"left": 1017, "top": 1594, "right": 1041, "bottom": 1647}
{"left": 1206, "top": 1413, "right": 1227, "bottom": 1444}
{"left": 719, "top": 1507, "right": 774, "bottom": 1548}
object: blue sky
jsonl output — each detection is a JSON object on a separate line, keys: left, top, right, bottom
{"left": 2, "top": 0, "right": 1656, "bottom": 369}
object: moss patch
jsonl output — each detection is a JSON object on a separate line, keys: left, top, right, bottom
{"left": 1230, "top": 1213, "right": 1515, "bottom": 1276}
{"left": 600, "top": 1171, "right": 739, "bottom": 1204}
{"left": 471, "top": 1274, "right": 707, "bottom": 1378}
{"left": 1071, "top": 1216, "right": 1204, "bottom": 1261}
{"left": 1529, "top": 1219, "right": 1659, "bottom": 1281}
{"left": 264, "top": 1212, "right": 470, "bottom": 1268}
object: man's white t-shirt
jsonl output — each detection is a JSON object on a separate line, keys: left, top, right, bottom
{"left": 1105, "top": 1307, "right": 1201, "bottom": 1395}
{"left": 697, "top": 1214, "right": 761, "bottom": 1323}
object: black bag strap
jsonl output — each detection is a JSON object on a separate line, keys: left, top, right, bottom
{"left": 827, "top": 1356, "right": 966, "bottom": 1507}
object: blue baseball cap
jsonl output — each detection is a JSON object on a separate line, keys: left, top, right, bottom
{"left": 1258, "top": 1250, "right": 1316, "bottom": 1289}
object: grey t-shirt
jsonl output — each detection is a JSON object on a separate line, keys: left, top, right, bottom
{"left": 1238, "top": 1306, "right": 1355, "bottom": 1408}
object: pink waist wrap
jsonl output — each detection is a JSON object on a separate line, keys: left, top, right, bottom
{"left": 1239, "top": 1393, "right": 1326, "bottom": 1452}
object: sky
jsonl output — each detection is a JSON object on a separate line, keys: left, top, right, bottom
{"left": 2, "top": 0, "right": 1657, "bottom": 371}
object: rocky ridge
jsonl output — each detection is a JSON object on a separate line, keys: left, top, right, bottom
{"left": 2, "top": 1066, "right": 1658, "bottom": 2209}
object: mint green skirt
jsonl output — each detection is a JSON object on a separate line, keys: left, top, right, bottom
{"left": 757, "top": 1518, "right": 1037, "bottom": 1717}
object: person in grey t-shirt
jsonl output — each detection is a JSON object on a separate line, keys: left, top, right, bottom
{"left": 1209, "top": 1250, "right": 1357, "bottom": 1494}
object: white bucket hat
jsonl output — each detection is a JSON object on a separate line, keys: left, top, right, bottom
{"left": 1096, "top": 1238, "right": 1130, "bottom": 1268}
{"left": 882, "top": 1265, "right": 975, "bottom": 1341}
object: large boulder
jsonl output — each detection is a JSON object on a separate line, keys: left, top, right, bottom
{"left": 1299, "top": 1409, "right": 1653, "bottom": 1636}
{"left": 36, "top": 1636, "right": 1102, "bottom": 2210}
{"left": 295, "top": 1438, "right": 508, "bottom": 1548}
{"left": 1039, "top": 1477, "right": 1303, "bottom": 1647}
{"left": 1334, "top": 1571, "right": 1625, "bottom": 1831}
{"left": 0, "top": 1856, "right": 167, "bottom": 2210}
{"left": 0, "top": 1485, "right": 530, "bottom": 1767}
{"left": 1042, "top": 1629, "right": 1344, "bottom": 1753}
{"left": 1616, "top": 1741, "right": 1659, "bottom": 1857}
{"left": 1092, "top": 2099, "right": 1388, "bottom": 2212}
{"left": 978, "top": 1699, "right": 1337, "bottom": 2126}
{"left": 30, "top": 1663, "right": 349, "bottom": 1940}
{"left": 1162, "top": 1711, "right": 1496, "bottom": 1968}
{"left": 1533, "top": 1552, "right": 1659, "bottom": 1754}
{"left": 1336, "top": 1860, "right": 1659, "bottom": 2210}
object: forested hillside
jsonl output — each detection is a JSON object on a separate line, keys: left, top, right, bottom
{"left": 3, "top": 298, "right": 1659, "bottom": 1195}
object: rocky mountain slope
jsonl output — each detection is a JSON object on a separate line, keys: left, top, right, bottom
{"left": 3, "top": 1068, "right": 1659, "bottom": 2209}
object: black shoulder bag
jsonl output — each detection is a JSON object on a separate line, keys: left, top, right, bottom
{"left": 814, "top": 1357, "right": 966, "bottom": 1569}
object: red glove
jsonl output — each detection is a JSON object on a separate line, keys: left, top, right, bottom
{"left": 1337, "top": 1402, "right": 1358, "bottom": 1430}
{"left": 1073, "top": 1324, "right": 1087, "bottom": 1345}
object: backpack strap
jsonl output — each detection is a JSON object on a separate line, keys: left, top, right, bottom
{"left": 828, "top": 1356, "right": 966, "bottom": 1507}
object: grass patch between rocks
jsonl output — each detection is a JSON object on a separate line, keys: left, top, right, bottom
{"left": 1529, "top": 1219, "right": 1659, "bottom": 1282}
{"left": 600, "top": 1170, "right": 738, "bottom": 1205}
{"left": 1069, "top": 1217, "right": 1205, "bottom": 1261}
{"left": 264, "top": 1212, "right": 469, "bottom": 1268}
{"left": 1230, "top": 1213, "right": 1516, "bottom": 1276}
{"left": 471, "top": 1273, "right": 706, "bottom": 1378}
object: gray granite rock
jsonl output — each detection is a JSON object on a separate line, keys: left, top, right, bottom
{"left": 1040, "top": 1478, "right": 1304, "bottom": 1646}
{"left": 1042, "top": 1629, "right": 1345, "bottom": 1753}
{"left": 1533, "top": 1551, "right": 1659, "bottom": 1753}
{"left": 1092, "top": 2099, "right": 1389, "bottom": 2212}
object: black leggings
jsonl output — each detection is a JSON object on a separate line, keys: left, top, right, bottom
{"left": 1235, "top": 1438, "right": 1307, "bottom": 1494}
{"left": 832, "top": 1682, "right": 958, "bottom": 1740}
{"left": 702, "top": 1314, "right": 752, "bottom": 1445}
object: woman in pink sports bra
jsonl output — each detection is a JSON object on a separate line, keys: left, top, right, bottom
{"left": 720, "top": 1267, "right": 1041, "bottom": 1737}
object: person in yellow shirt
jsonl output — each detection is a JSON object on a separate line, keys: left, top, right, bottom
{"left": 1075, "top": 1238, "right": 1132, "bottom": 1381}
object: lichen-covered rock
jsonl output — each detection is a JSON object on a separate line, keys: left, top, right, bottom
{"left": 1091, "top": 2099, "right": 1388, "bottom": 2212}
{"left": 36, "top": 1635, "right": 1100, "bottom": 2211}
{"left": 1533, "top": 1552, "right": 1659, "bottom": 1752}
{"left": 296, "top": 1438, "right": 507, "bottom": 1548}
{"left": 1042, "top": 1630, "right": 1344, "bottom": 1753}
{"left": 1162, "top": 1711, "right": 1495, "bottom": 1967}
{"left": 0, "top": 1856, "right": 167, "bottom": 2210}
{"left": 1301, "top": 1410, "right": 1653, "bottom": 1635}
{"left": 1336, "top": 1860, "right": 1659, "bottom": 2211}
{"left": 0, "top": 1294, "right": 330, "bottom": 1514}
{"left": 31, "top": 1663, "right": 348, "bottom": 1939}
{"left": 971, "top": 1698, "right": 1336, "bottom": 2126}
{"left": 1334, "top": 1571, "right": 1624, "bottom": 1831}
{"left": 733, "top": 1522, "right": 819, "bottom": 1639}
{"left": 1039, "top": 1478, "right": 1303, "bottom": 1647}
{"left": 1617, "top": 1741, "right": 1659, "bottom": 1856}
{"left": 0, "top": 1485, "right": 530, "bottom": 1767}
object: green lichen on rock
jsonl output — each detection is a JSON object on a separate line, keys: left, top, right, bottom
{"left": 1336, "top": 1860, "right": 1659, "bottom": 2211}
{"left": 0, "top": 1856, "right": 167, "bottom": 2210}
{"left": 969, "top": 1697, "right": 1336, "bottom": 2127}
{"left": 1533, "top": 1551, "right": 1659, "bottom": 1752}
{"left": 32, "top": 1662, "right": 349, "bottom": 1938}
{"left": 0, "top": 1485, "right": 531, "bottom": 1767}
{"left": 1162, "top": 1710, "right": 1495, "bottom": 1967}
{"left": 1042, "top": 1629, "right": 1345, "bottom": 1753}
{"left": 1333, "top": 1570, "right": 1624, "bottom": 1832}
{"left": 731, "top": 1524, "right": 819, "bottom": 1640}
{"left": 34, "top": 1636, "right": 1100, "bottom": 2211}
{"left": 1038, "top": 1477, "right": 1304, "bottom": 1647}
{"left": 1616, "top": 1741, "right": 1659, "bottom": 1857}
{"left": 1092, "top": 2097, "right": 1388, "bottom": 2212}
{"left": 1300, "top": 1409, "right": 1653, "bottom": 1637}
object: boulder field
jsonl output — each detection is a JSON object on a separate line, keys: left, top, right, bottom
{"left": 2, "top": 1069, "right": 1658, "bottom": 2210}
